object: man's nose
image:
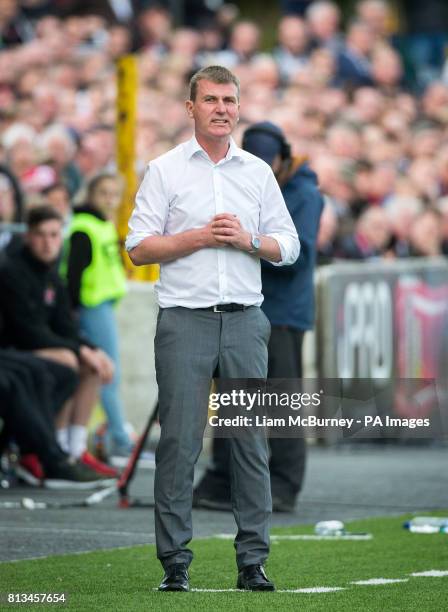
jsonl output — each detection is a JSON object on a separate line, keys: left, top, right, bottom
{"left": 216, "top": 99, "right": 226, "bottom": 113}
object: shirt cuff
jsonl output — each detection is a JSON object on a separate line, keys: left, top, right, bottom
{"left": 266, "top": 233, "right": 300, "bottom": 266}
{"left": 125, "top": 233, "right": 147, "bottom": 252}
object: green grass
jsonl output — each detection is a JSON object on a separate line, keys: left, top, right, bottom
{"left": 1, "top": 514, "right": 448, "bottom": 611}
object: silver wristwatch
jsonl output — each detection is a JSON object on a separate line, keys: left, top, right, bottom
{"left": 248, "top": 234, "right": 261, "bottom": 254}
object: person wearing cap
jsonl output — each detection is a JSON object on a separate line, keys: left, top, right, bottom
{"left": 126, "top": 67, "right": 300, "bottom": 592}
{"left": 194, "top": 121, "right": 324, "bottom": 513}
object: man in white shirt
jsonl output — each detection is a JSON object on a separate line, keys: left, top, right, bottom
{"left": 126, "top": 65, "right": 300, "bottom": 592}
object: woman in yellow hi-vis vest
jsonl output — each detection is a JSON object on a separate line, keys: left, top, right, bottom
{"left": 63, "top": 173, "right": 131, "bottom": 463}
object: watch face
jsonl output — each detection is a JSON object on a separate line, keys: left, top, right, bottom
{"left": 252, "top": 235, "right": 261, "bottom": 250}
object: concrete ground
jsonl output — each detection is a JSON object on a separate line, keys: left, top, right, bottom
{"left": 0, "top": 444, "right": 446, "bottom": 563}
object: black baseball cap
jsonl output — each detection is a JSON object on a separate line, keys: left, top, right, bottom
{"left": 242, "top": 121, "right": 289, "bottom": 166}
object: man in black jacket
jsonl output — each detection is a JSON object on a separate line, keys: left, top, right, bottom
{"left": 0, "top": 206, "right": 116, "bottom": 479}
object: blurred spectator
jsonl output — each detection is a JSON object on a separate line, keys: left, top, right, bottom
{"left": 409, "top": 208, "right": 444, "bottom": 257}
{"left": 371, "top": 45, "right": 404, "bottom": 94}
{"left": 436, "top": 146, "right": 448, "bottom": 197}
{"left": 76, "top": 125, "right": 115, "bottom": 179}
{"left": 305, "top": 0, "right": 343, "bottom": 54}
{"left": 0, "top": 0, "right": 34, "bottom": 48}
{"left": 421, "top": 82, "right": 448, "bottom": 124}
{"left": 384, "top": 195, "right": 423, "bottom": 257}
{"left": 216, "top": 20, "right": 262, "bottom": 67}
{"left": 38, "top": 124, "right": 82, "bottom": 196}
{"left": 355, "top": 0, "right": 392, "bottom": 43}
{"left": 437, "top": 197, "right": 448, "bottom": 255}
{"left": 63, "top": 173, "right": 132, "bottom": 462}
{"left": 273, "top": 15, "right": 309, "bottom": 85}
{"left": 335, "top": 20, "right": 375, "bottom": 90}
{"left": 41, "top": 182, "right": 72, "bottom": 235}
{"left": 337, "top": 206, "right": 391, "bottom": 259}
{"left": 317, "top": 198, "right": 338, "bottom": 264}
{"left": 134, "top": 4, "right": 171, "bottom": 55}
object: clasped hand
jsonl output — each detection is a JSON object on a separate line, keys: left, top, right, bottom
{"left": 207, "top": 213, "right": 252, "bottom": 251}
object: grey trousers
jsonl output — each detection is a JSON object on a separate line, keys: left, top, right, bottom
{"left": 154, "top": 306, "right": 272, "bottom": 570}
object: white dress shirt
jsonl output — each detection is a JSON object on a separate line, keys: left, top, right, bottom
{"left": 126, "top": 135, "right": 300, "bottom": 308}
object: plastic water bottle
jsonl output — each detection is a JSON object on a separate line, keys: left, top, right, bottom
{"left": 403, "top": 517, "right": 448, "bottom": 534}
{"left": 315, "top": 520, "right": 345, "bottom": 536}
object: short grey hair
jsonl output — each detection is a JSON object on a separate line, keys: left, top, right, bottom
{"left": 188, "top": 65, "right": 240, "bottom": 101}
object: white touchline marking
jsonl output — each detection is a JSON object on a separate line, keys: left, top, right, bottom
{"left": 214, "top": 533, "right": 372, "bottom": 541}
{"left": 190, "top": 589, "right": 241, "bottom": 593}
{"left": 281, "top": 587, "right": 346, "bottom": 593}
{"left": 410, "top": 570, "right": 448, "bottom": 577}
{"left": 351, "top": 578, "right": 409, "bottom": 585}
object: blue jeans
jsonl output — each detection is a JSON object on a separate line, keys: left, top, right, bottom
{"left": 79, "top": 301, "right": 130, "bottom": 448}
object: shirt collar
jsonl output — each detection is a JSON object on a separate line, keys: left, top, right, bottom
{"left": 185, "top": 135, "right": 246, "bottom": 164}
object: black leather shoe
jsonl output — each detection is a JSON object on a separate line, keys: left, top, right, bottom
{"left": 158, "top": 564, "right": 190, "bottom": 592}
{"left": 237, "top": 564, "right": 275, "bottom": 591}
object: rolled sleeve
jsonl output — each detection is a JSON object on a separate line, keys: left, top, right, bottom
{"left": 125, "top": 163, "right": 169, "bottom": 252}
{"left": 259, "top": 168, "right": 300, "bottom": 266}
{"left": 268, "top": 231, "right": 300, "bottom": 266}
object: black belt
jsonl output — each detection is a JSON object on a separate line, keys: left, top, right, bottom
{"left": 200, "top": 303, "right": 247, "bottom": 313}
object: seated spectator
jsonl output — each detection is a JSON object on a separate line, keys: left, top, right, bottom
{"left": 436, "top": 145, "right": 448, "bottom": 197}
{"left": 0, "top": 0, "right": 34, "bottom": 48}
{"left": 384, "top": 195, "right": 423, "bottom": 258}
{"left": 0, "top": 349, "right": 111, "bottom": 488}
{"left": 436, "top": 197, "right": 448, "bottom": 255}
{"left": 62, "top": 173, "right": 133, "bottom": 462}
{"left": 337, "top": 206, "right": 391, "bottom": 259}
{"left": 371, "top": 45, "right": 405, "bottom": 95}
{"left": 75, "top": 125, "right": 116, "bottom": 180}
{"left": 41, "top": 182, "right": 73, "bottom": 236}
{"left": 38, "top": 124, "right": 82, "bottom": 197}
{"left": 408, "top": 208, "right": 444, "bottom": 257}
{"left": 305, "top": 0, "right": 343, "bottom": 54}
{"left": 355, "top": 0, "right": 392, "bottom": 44}
{"left": 0, "top": 205, "right": 117, "bottom": 479}
{"left": 134, "top": 4, "right": 171, "bottom": 55}
{"left": 273, "top": 15, "right": 310, "bottom": 85}
{"left": 421, "top": 82, "right": 448, "bottom": 124}
{"left": 334, "top": 20, "right": 375, "bottom": 90}
{"left": 317, "top": 198, "right": 338, "bottom": 264}
{"left": 215, "top": 20, "right": 262, "bottom": 67}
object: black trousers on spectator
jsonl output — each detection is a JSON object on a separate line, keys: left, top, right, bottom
{"left": 0, "top": 350, "right": 78, "bottom": 416}
{"left": 0, "top": 350, "right": 72, "bottom": 469}
{"left": 204, "top": 326, "right": 307, "bottom": 500}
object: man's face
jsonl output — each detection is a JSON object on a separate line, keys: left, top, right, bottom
{"left": 186, "top": 79, "right": 239, "bottom": 143}
{"left": 91, "top": 178, "right": 122, "bottom": 218}
{"left": 26, "top": 219, "right": 63, "bottom": 264}
{"left": 46, "top": 187, "right": 71, "bottom": 219}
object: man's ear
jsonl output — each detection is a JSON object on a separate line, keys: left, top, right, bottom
{"left": 185, "top": 99, "right": 194, "bottom": 118}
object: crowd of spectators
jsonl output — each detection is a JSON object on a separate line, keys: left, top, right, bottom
{"left": 1, "top": 0, "right": 448, "bottom": 263}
